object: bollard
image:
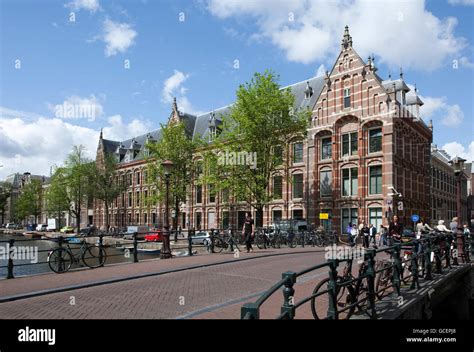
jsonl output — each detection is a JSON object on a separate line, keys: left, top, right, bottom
{"left": 57, "top": 236, "right": 65, "bottom": 273}
{"left": 280, "top": 271, "right": 296, "bottom": 319}
{"left": 326, "top": 259, "right": 339, "bottom": 320}
{"left": 391, "top": 243, "right": 401, "bottom": 296}
{"left": 188, "top": 229, "right": 194, "bottom": 256}
{"left": 365, "top": 250, "right": 377, "bottom": 319}
{"left": 99, "top": 233, "right": 104, "bottom": 267}
{"left": 424, "top": 235, "right": 433, "bottom": 280}
{"left": 7, "top": 238, "right": 14, "bottom": 279}
{"left": 241, "top": 302, "right": 260, "bottom": 319}
{"left": 133, "top": 232, "right": 139, "bottom": 263}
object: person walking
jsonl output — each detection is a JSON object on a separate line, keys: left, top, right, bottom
{"left": 361, "top": 223, "right": 370, "bottom": 248}
{"left": 449, "top": 217, "right": 459, "bottom": 233}
{"left": 369, "top": 224, "right": 377, "bottom": 248}
{"left": 242, "top": 212, "right": 254, "bottom": 253}
{"left": 388, "top": 215, "right": 403, "bottom": 246}
{"left": 350, "top": 224, "right": 358, "bottom": 247}
{"left": 378, "top": 225, "right": 387, "bottom": 247}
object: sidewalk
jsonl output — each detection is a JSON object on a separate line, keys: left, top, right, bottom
{"left": 0, "top": 246, "right": 324, "bottom": 302}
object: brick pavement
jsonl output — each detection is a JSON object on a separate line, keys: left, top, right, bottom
{"left": 0, "top": 246, "right": 324, "bottom": 300}
{"left": 0, "top": 249, "right": 329, "bottom": 319}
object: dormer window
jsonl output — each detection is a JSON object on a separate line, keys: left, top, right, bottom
{"left": 304, "top": 81, "right": 313, "bottom": 99}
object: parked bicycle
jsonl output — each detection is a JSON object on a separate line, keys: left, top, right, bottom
{"left": 48, "top": 236, "right": 107, "bottom": 273}
{"left": 310, "top": 258, "right": 370, "bottom": 319}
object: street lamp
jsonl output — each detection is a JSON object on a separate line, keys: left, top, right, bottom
{"left": 449, "top": 156, "right": 466, "bottom": 226}
{"left": 450, "top": 156, "right": 466, "bottom": 263}
{"left": 160, "top": 159, "right": 173, "bottom": 259}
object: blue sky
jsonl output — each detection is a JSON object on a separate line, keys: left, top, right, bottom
{"left": 0, "top": 0, "right": 473, "bottom": 179}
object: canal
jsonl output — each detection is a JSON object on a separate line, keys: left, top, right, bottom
{"left": 0, "top": 234, "right": 160, "bottom": 278}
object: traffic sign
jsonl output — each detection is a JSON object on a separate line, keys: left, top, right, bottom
{"left": 411, "top": 214, "right": 419, "bottom": 223}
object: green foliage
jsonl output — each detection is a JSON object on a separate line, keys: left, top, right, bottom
{"left": 62, "top": 145, "right": 95, "bottom": 233}
{"left": 147, "top": 121, "right": 197, "bottom": 224}
{"left": 202, "top": 70, "right": 310, "bottom": 221}
{"left": 0, "top": 182, "right": 12, "bottom": 224}
{"left": 91, "top": 152, "right": 126, "bottom": 228}
{"left": 45, "top": 167, "right": 70, "bottom": 227}
{"left": 16, "top": 179, "right": 43, "bottom": 223}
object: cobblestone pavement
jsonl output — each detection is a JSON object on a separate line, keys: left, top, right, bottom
{"left": 0, "top": 247, "right": 334, "bottom": 319}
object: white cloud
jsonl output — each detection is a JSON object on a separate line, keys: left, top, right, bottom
{"left": 103, "top": 115, "right": 151, "bottom": 141}
{"left": 406, "top": 85, "right": 465, "bottom": 128}
{"left": 206, "top": 0, "right": 467, "bottom": 70}
{"left": 162, "top": 70, "right": 189, "bottom": 104}
{"left": 47, "top": 95, "right": 104, "bottom": 121}
{"left": 448, "top": 0, "right": 474, "bottom": 5}
{"left": 100, "top": 19, "right": 137, "bottom": 57}
{"left": 0, "top": 108, "right": 151, "bottom": 179}
{"left": 161, "top": 70, "right": 203, "bottom": 115}
{"left": 65, "top": 0, "right": 101, "bottom": 13}
{"left": 442, "top": 141, "right": 474, "bottom": 162}
{"left": 316, "top": 64, "right": 326, "bottom": 77}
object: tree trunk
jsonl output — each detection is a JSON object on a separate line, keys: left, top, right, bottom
{"left": 76, "top": 204, "right": 81, "bottom": 235}
{"left": 256, "top": 206, "right": 264, "bottom": 228}
{"left": 105, "top": 202, "right": 110, "bottom": 231}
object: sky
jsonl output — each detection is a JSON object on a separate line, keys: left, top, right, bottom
{"left": 0, "top": 0, "right": 473, "bottom": 179}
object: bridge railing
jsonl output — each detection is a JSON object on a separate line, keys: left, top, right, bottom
{"left": 241, "top": 230, "right": 471, "bottom": 319}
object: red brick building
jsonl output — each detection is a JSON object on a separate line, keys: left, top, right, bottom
{"left": 94, "top": 27, "right": 433, "bottom": 233}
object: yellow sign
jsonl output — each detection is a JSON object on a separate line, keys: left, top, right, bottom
{"left": 319, "top": 213, "right": 329, "bottom": 220}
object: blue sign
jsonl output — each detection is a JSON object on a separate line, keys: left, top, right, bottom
{"left": 411, "top": 214, "right": 419, "bottom": 223}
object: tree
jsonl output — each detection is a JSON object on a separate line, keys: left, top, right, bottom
{"left": 91, "top": 153, "right": 126, "bottom": 231}
{"left": 16, "top": 179, "right": 43, "bottom": 224}
{"left": 203, "top": 70, "right": 310, "bottom": 227}
{"left": 0, "top": 182, "right": 12, "bottom": 225}
{"left": 147, "top": 120, "right": 197, "bottom": 231}
{"left": 63, "top": 145, "right": 94, "bottom": 235}
{"left": 45, "top": 167, "right": 71, "bottom": 230}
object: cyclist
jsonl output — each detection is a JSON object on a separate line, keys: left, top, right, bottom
{"left": 242, "top": 212, "right": 255, "bottom": 253}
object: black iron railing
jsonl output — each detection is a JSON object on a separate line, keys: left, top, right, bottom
{"left": 241, "top": 230, "right": 471, "bottom": 319}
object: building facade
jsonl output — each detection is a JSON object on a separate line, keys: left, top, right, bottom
{"left": 94, "top": 27, "right": 435, "bottom": 233}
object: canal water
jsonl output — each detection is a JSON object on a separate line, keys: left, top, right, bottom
{"left": 0, "top": 234, "right": 160, "bottom": 279}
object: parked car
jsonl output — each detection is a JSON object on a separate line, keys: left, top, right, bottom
{"left": 123, "top": 232, "right": 147, "bottom": 240}
{"left": 80, "top": 226, "right": 97, "bottom": 237}
{"left": 36, "top": 224, "right": 48, "bottom": 232}
{"left": 60, "top": 226, "right": 75, "bottom": 234}
{"left": 271, "top": 219, "right": 308, "bottom": 232}
{"left": 6, "top": 223, "right": 15, "bottom": 229}
{"left": 189, "top": 231, "right": 211, "bottom": 245}
{"left": 144, "top": 230, "right": 163, "bottom": 242}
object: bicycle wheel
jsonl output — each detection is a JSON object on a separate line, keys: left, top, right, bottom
{"left": 256, "top": 235, "right": 266, "bottom": 249}
{"left": 82, "top": 245, "right": 107, "bottom": 268}
{"left": 375, "top": 263, "right": 392, "bottom": 299}
{"left": 48, "top": 248, "right": 73, "bottom": 273}
{"left": 212, "top": 237, "right": 225, "bottom": 253}
{"left": 310, "top": 277, "right": 356, "bottom": 320}
{"left": 272, "top": 235, "right": 281, "bottom": 249}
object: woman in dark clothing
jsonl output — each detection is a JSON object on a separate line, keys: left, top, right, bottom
{"left": 361, "top": 223, "right": 370, "bottom": 248}
{"left": 242, "top": 212, "right": 255, "bottom": 253}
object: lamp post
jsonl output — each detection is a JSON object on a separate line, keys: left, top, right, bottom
{"left": 450, "top": 156, "right": 466, "bottom": 226}
{"left": 450, "top": 156, "right": 466, "bottom": 263}
{"left": 160, "top": 160, "right": 173, "bottom": 259}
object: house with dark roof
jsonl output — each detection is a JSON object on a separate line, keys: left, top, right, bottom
{"left": 93, "top": 27, "right": 433, "bottom": 233}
